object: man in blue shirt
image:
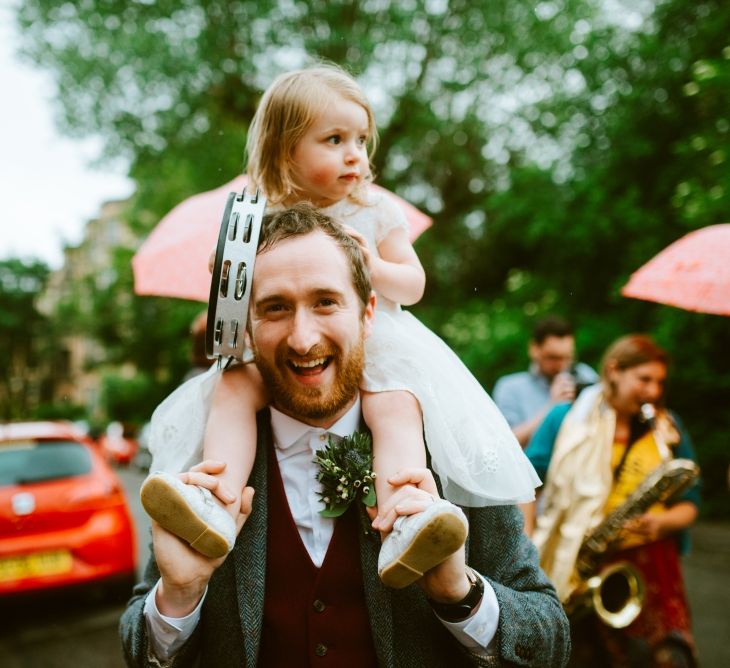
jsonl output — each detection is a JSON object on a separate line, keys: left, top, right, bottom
{"left": 493, "top": 316, "right": 598, "bottom": 447}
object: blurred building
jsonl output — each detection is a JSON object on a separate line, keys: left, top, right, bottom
{"left": 38, "top": 198, "right": 138, "bottom": 420}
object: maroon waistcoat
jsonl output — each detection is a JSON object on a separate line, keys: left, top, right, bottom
{"left": 258, "top": 445, "right": 379, "bottom": 667}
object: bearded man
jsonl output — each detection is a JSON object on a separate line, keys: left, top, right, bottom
{"left": 120, "top": 204, "right": 570, "bottom": 667}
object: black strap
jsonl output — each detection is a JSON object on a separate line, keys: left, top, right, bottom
{"left": 612, "top": 415, "right": 652, "bottom": 483}
{"left": 612, "top": 439, "right": 636, "bottom": 483}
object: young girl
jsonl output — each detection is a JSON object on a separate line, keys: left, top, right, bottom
{"left": 141, "top": 64, "right": 539, "bottom": 588}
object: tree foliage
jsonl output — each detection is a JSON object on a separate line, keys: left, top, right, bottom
{"left": 0, "top": 259, "right": 53, "bottom": 419}
{"left": 11, "top": 0, "right": 730, "bottom": 513}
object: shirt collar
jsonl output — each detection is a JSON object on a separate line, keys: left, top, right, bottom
{"left": 269, "top": 396, "right": 362, "bottom": 452}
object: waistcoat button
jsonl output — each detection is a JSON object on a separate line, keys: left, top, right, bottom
{"left": 313, "top": 599, "right": 326, "bottom": 613}
{"left": 315, "top": 643, "right": 328, "bottom": 656}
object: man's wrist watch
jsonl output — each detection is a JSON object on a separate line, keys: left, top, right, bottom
{"left": 427, "top": 567, "right": 484, "bottom": 622}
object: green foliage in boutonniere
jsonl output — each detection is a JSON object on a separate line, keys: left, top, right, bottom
{"left": 314, "top": 431, "right": 377, "bottom": 518}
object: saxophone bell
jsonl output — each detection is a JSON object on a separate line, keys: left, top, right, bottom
{"left": 566, "top": 561, "right": 644, "bottom": 629}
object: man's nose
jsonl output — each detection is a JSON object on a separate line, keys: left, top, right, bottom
{"left": 287, "top": 309, "right": 319, "bottom": 354}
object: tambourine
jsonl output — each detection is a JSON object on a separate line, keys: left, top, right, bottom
{"left": 205, "top": 187, "right": 267, "bottom": 364}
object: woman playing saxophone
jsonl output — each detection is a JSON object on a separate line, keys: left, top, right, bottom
{"left": 524, "top": 334, "right": 700, "bottom": 667}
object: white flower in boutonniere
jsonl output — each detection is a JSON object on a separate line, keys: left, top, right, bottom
{"left": 314, "top": 431, "right": 377, "bottom": 522}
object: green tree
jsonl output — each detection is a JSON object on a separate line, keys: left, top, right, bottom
{"left": 14, "top": 0, "right": 606, "bottom": 233}
{"left": 13, "top": 0, "right": 730, "bottom": 511}
{"left": 0, "top": 258, "right": 54, "bottom": 419}
{"left": 48, "top": 241, "right": 203, "bottom": 423}
{"left": 14, "top": 0, "right": 607, "bottom": 404}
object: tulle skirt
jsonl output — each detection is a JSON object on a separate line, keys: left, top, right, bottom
{"left": 361, "top": 307, "right": 540, "bottom": 506}
{"left": 147, "top": 365, "right": 220, "bottom": 475}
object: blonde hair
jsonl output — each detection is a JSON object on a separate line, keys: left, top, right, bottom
{"left": 245, "top": 64, "right": 377, "bottom": 205}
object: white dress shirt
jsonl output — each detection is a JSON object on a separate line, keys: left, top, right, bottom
{"left": 144, "top": 398, "right": 499, "bottom": 660}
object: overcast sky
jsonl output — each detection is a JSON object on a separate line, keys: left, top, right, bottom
{"left": 0, "top": 2, "right": 134, "bottom": 269}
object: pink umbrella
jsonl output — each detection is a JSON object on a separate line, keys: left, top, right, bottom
{"left": 621, "top": 224, "right": 730, "bottom": 316}
{"left": 132, "top": 175, "right": 433, "bottom": 302}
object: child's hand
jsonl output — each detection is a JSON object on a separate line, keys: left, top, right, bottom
{"left": 342, "top": 224, "right": 371, "bottom": 268}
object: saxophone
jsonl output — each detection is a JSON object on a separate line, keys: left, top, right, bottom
{"left": 575, "top": 457, "right": 700, "bottom": 580}
{"left": 565, "top": 405, "right": 700, "bottom": 628}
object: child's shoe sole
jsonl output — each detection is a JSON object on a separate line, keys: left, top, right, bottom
{"left": 378, "top": 505, "right": 468, "bottom": 589}
{"left": 140, "top": 473, "right": 233, "bottom": 559}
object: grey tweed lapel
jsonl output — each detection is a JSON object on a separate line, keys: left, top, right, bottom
{"left": 354, "top": 419, "right": 395, "bottom": 668}
{"left": 360, "top": 524, "right": 395, "bottom": 668}
{"left": 234, "top": 417, "right": 271, "bottom": 667}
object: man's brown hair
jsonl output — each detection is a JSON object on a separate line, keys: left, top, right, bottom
{"left": 257, "top": 203, "right": 372, "bottom": 309}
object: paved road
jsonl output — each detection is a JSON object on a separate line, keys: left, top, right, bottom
{"left": 1, "top": 465, "right": 728, "bottom": 666}
{"left": 682, "top": 521, "right": 730, "bottom": 667}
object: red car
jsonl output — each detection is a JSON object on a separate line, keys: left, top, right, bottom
{"left": 98, "top": 421, "right": 139, "bottom": 466}
{"left": 0, "top": 421, "right": 137, "bottom": 597}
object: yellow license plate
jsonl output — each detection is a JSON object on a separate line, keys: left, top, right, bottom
{"left": 0, "top": 550, "right": 73, "bottom": 582}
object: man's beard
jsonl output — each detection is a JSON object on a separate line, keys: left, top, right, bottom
{"left": 253, "top": 333, "right": 365, "bottom": 421}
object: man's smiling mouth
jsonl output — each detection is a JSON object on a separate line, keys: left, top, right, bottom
{"left": 288, "top": 356, "right": 331, "bottom": 376}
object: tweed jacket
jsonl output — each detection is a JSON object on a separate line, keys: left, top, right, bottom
{"left": 120, "top": 413, "right": 570, "bottom": 668}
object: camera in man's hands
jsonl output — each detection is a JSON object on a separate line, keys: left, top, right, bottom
{"left": 568, "top": 366, "right": 592, "bottom": 397}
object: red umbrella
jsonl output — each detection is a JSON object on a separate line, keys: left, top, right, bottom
{"left": 132, "top": 175, "right": 433, "bottom": 302}
{"left": 621, "top": 224, "right": 730, "bottom": 316}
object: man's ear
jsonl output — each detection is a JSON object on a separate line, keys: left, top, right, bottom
{"left": 362, "top": 290, "right": 377, "bottom": 339}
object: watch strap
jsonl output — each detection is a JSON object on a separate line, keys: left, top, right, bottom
{"left": 427, "top": 567, "right": 484, "bottom": 622}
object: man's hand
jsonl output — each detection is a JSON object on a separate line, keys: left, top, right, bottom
{"left": 370, "top": 468, "right": 437, "bottom": 534}
{"left": 550, "top": 372, "right": 576, "bottom": 403}
{"left": 371, "top": 468, "right": 472, "bottom": 604}
{"left": 154, "top": 460, "right": 255, "bottom": 617}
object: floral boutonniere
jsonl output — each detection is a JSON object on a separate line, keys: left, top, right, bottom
{"left": 314, "top": 431, "right": 377, "bottom": 521}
